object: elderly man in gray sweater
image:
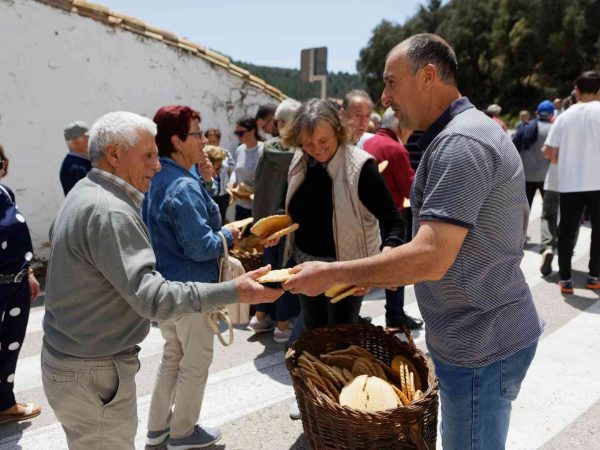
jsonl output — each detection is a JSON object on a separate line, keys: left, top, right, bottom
{"left": 41, "top": 111, "right": 281, "bottom": 450}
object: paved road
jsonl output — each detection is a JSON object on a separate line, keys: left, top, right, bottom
{"left": 1, "top": 195, "right": 599, "bottom": 449}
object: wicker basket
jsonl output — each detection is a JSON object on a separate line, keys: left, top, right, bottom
{"left": 285, "top": 323, "right": 439, "bottom": 450}
{"left": 229, "top": 250, "right": 263, "bottom": 272}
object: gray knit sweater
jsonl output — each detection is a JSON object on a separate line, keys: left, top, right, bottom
{"left": 43, "top": 171, "right": 238, "bottom": 358}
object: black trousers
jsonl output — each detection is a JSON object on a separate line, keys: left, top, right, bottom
{"left": 213, "top": 193, "right": 230, "bottom": 225}
{"left": 525, "top": 182, "right": 545, "bottom": 208}
{"left": 0, "top": 279, "right": 31, "bottom": 410}
{"left": 299, "top": 293, "right": 363, "bottom": 331}
{"left": 558, "top": 190, "right": 600, "bottom": 280}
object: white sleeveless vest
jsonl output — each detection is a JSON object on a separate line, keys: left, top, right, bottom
{"left": 283, "top": 144, "right": 382, "bottom": 263}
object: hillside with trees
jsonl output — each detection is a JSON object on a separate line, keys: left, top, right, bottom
{"left": 357, "top": 0, "right": 600, "bottom": 112}
{"left": 235, "top": 61, "right": 366, "bottom": 101}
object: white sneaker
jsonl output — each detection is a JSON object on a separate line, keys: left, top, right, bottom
{"left": 273, "top": 324, "right": 292, "bottom": 343}
{"left": 247, "top": 315, "right": 274, "bottom": 333}
{"left": 146, "top": 427, "right": 170, "bottom": 446}
{"left": 289, "top": 399, "right": 301, "bottom": 420}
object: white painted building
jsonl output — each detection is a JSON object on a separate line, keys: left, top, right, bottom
{"left": 0, "top": 0, "right": 285, "bottom": 260}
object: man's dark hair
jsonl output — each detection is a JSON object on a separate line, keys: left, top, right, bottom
{"left": 403, "top": 33, "right": 458, "bottom": 83}
{"left": 255, "top": 104, "right": 277, "bottom": 121}
{"left": 236, "top": 116, "right": 259, "bottom": 139}
{"left": 575, "top": 71, "right": 600, "bottom": 95}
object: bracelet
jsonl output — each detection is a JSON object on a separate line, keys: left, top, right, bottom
{"left": 28, "top": 267, "right": 34, "bottom": 275}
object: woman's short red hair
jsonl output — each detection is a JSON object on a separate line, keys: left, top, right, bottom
{"left": 153, "top": 105, "right": 201, "bottom": 157}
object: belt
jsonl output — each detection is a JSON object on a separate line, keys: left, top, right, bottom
{"left": 0, "top": 268, "right": 28, "bottom": 284}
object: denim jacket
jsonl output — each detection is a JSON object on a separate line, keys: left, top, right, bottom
{"left": 142, "top": 157, "right": 233, "bottom": 283}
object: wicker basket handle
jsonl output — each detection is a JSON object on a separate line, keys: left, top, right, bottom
{"left": 407, "top": 420, "right": 430, "bottom": 450}
{"left": 388, "top": 324, "right": 418, "bottom": 351}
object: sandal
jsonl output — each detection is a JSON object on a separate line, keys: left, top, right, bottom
{"left": 0, "top": 403, "right": 41, "bottom": 425}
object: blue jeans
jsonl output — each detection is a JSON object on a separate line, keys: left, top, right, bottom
{"left": 431, "top": 341, "right": 538, "bottom": 450}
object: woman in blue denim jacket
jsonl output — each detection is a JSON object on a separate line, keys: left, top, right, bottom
{"left": 142, "top": 106, "right": 242, "bottom": 449}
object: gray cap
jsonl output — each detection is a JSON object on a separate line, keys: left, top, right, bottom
{"left": 64, "top": 121, "right": 89, "bottom": 140}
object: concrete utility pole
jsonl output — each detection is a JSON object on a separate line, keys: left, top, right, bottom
{"left": 300, "top": 47, "right": 328, "bottom": 99}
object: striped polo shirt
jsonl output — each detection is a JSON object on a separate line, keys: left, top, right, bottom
{"left": 411, "top": 97, "right": 544, "bottom": 367}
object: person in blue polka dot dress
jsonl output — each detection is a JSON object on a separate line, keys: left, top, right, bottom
{"left": 0, "top": 144, "right": 41, "bottom": 425}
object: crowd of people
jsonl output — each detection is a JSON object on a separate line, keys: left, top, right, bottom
{"left": 0, "top": 31, "right": 598, "bottom": 450}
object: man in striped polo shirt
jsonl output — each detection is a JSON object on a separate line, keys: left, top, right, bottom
{"left": 285, "top": 33, "right": 544, "bottom": 450}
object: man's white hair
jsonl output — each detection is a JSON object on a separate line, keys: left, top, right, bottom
{"left": 274, "top": 99, "right": 302, "bottom": 125}
{"left": 381, "top": 107, "right": 399, "bottom": 130}
{"left": 88, "top": 111, "right": 157, "bottom": 164}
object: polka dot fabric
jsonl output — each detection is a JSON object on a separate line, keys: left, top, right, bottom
{"left": 0, "top": 183, "right": 33, "bottom": 410}
{"left": 0, "top": 184, "right": 33, "bottom": 273}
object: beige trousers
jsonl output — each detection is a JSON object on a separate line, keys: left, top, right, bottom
{"left": 147, "top": 312, "right": 214, "bottom": 439}
{"left": 41, "top": 345, "right": 140, "bottom": 450}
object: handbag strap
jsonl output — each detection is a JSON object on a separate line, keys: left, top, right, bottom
{"left": 208, "top": 308, "right": 234, "bottom": 346}
{"left": 212, "top": 231, "right": 234, "bottom": 346}
{"left": 218, "top": 231, "right": 230, "bottom": 275}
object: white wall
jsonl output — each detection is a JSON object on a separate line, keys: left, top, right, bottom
{"left": 0, "top": 0, "right": 279, "bottom": 260}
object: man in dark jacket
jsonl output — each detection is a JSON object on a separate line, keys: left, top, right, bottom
{"left": 59, "top": 121, "right": 91, "bottom": 195}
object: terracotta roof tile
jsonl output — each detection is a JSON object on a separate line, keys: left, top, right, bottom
{"left": 229, "top": 64, "right": 251, "bottom": 79}
{"left": 178, "top": 38, "right": 207, "bottom": 55}
{"left": 33, "top": 0, "right": 286, "bottom": 101}
{"left": 73, "top": 0, "right": 110, "bottom": 22}
{"left": 36, "top": 0, "right": 73, "bottom": 12}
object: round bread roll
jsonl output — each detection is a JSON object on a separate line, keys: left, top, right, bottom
{"left": 250, "top": 214, "right": 292, "bottom": 237}
{"left": 364, "top": 376, "right": 399, "bottom": 412}
{"left": 339, "top": 375, "right": 368, "bottom": 410}
{"left": 339, "top": 375, "right": 400, "bottom": 412}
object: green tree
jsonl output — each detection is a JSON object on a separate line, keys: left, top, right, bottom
{"left": 357, "top": 0, "right": 600, "bottom": 113}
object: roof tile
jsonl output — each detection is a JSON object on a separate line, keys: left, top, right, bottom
{"left": 33, "top": 0, "right": 286, "bottom": 101}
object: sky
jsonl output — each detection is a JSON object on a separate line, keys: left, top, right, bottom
{"left": 100, "top": 0, "right": 425, "bottom": 73}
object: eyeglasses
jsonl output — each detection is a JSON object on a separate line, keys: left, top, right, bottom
{"left": 234, "top": 130, "right": 249, "bottom": 137}
{"left": 187, "top": 132, "right": 203, "bottom": 138}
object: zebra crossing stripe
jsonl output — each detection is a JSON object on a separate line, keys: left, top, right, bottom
{"left": 507, "top": 300, "right": 600, "bottom": 448}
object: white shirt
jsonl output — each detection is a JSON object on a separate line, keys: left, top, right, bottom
{"left": 544, "top": 101, "right": 600, "bottom": 193}
{"left": 355, "top": 132, "right": 375, "bottom": 149}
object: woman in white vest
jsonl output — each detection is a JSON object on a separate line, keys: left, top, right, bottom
{"left": 281, "top": 99, "right": 405, "bottom": 330}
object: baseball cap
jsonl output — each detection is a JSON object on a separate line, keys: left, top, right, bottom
{"left": 64, "top": 121, "right": 89, "bottom": 140}
{"left": 536, "top": 100, "right": 554, "bottom": 119}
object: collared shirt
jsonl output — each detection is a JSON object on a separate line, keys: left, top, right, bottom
{"left": 90, "top": 168, "right": 144, "bottom": 208}
{"left": 411, "top": 96, "right": 543, "bottom": 368}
